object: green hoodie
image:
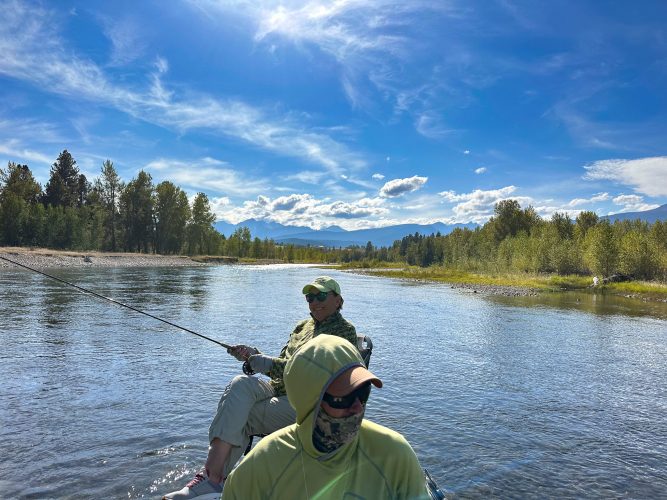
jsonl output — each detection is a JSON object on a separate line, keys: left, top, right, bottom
{"left": 222, "top": 335, "right": 429, "bottom": 500}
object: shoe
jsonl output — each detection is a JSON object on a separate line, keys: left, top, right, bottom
{"left": 162, "top": 472, "right": 223, "bottom": 499}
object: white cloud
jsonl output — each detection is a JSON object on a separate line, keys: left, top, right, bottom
{"left": 271, "top": 193, "right": 313, "bottom": 212}
{"left": 209, "top": 196, "right": 232, "bottom": 218}
{"left": 322, "top": 198, "right": 388, "bottom": 219}
{"left": 612, "top": 194, "right": 659, "bottom": 213}
{"left": 464, "top": 150, "right": 470, "bottom": 155}
{"left": 215, "top": 192, "right": 389, "bottom": 227}
{"left": 379, "top": 175, "right": 428, "bottom": 197}
{"left": 567, "top": 192, "right": 610, "bottom": 207}
{"left": 613, "top": 194, "right": 643, "bottom": 205}
{"left": 583, "top": 157, "right": 667, "bottom": 196}
{"left": 474, "top": 167, "right": 487, "bottom": 174}
{"left": 438, "top": 186, "right": 532, "bottom": 223}
{"left": 372, "top": 173, "right": 385, "bottom": 180}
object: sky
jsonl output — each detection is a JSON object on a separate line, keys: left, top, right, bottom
{"left": 1, "top": 0, "right": 667, "bottom": 230}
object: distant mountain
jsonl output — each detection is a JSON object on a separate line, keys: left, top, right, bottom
{"left": 213, "top": 218, "right": 311, "bottom": 240}
{"left": 214, "top": 219, "right": 478, "bottom": 248}
{"left": 602, "top": 203, "right": 667, "bottom": 224}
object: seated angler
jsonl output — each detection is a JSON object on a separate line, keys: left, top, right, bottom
{"left": 163, "top": 276, "right": 359, "bottom": 499}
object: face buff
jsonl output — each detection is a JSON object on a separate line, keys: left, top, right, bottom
{"left": 313, "top": 409, "right": 365, "bottom": 453}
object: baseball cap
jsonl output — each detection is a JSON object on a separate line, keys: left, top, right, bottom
{"left": 302, "top": 276, "right": 341, "bottom": 295}
{"left": 326, "top": 364, "right": 383, "bottom": 397}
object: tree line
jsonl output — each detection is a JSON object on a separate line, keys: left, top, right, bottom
{"left": 2, "top": 152, "right": 665, "bottom": 279}
{"left": 350, "top": 200, "right": 667, "bottom": 281}
{"left": 0, "top": 151, "right": 278, "bottom": 258}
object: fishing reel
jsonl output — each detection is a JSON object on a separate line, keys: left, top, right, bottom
{"left": 242, "top": 360, "right": 255, "bottom": 376}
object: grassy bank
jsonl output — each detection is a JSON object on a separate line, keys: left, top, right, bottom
{"left": 338, "top": 262, "right": 667, "bottom": 299}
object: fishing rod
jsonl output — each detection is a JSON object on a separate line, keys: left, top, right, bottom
{"left": 0, "top": 254, "right": 232, "bottom": 350}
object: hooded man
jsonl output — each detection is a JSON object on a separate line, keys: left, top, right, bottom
{"left": 222, "top": 335, "right": 429, "bottom": 500}
{"left": 163, "top": 276, "right": 359, "bottom": 499}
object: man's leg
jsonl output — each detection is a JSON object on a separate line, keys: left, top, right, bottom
{"left": 205, "top": 439, "right": 233, "bottom": 483}
{"left": 162, "top": 375, "right": 275, "bottom": 499}
{"left": 220, "top": 393, "right": 296, "bottom": 476}
{"left": 206, "top": 375, "right": 276, "bottom": 481}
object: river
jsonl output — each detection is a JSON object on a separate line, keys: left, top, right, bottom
{"left": 1, "top": 265, "right": 665, "bottom": 499}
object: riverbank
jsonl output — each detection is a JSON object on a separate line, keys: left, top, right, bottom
{"left": 341, "top": 265, "right": 667, "bottom": 302}
{"left": 0, "top": 247, "right": 207, "bottom": 269}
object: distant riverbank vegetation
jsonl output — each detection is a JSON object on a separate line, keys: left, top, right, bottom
{"left": 1, "top": 151, "right": 666, "bottom": 294}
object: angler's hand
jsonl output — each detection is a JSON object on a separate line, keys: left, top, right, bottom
{"left": 227, "top": 345, "right": 258, "bottom": 361}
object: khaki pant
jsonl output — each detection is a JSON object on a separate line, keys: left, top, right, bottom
{"left": 208, "top": 375, "right": 295, "bottom": 477}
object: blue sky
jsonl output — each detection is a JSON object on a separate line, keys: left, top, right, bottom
{"left": 1, "top": 0, "right": 666, "bottom": 229}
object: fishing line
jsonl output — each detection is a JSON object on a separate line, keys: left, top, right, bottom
{"left": 0, "top": 254, "right": 232, "bottom": 349}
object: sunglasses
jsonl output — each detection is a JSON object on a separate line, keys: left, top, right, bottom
{"left": 305, "top": 291, "right": 330, "bottom": 303}
{"left": 322, "top": 382, "right": 372, "bottom": 409}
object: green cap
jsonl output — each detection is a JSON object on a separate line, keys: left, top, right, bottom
{"left": 302, "top": 276, "right": 341, "bottom": 295}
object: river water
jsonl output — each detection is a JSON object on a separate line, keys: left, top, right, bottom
{"left": 0, "top": 265, "right": 665, "bottom": 499}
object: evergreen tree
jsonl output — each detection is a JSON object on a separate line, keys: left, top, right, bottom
{"left": 96, "top": 160, "right": 124, "bottom": 251}
{"left": 0, "top": 162, "right": 42, "bottom": 204}
{"left": 42, "top": 150, "right": 82, "bottom": 207}
{"left": 187, "top": 192, "right": 216, "bottom": 255}
{"left": 154, "top": 181, "right": 190, "bottom": 254}
{"left": 119, "top": 170, "right": 154, "bottom": 253}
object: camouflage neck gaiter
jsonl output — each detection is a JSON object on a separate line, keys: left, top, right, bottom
{"left": 313, "top": 408, "right": 364, "bottom": 453}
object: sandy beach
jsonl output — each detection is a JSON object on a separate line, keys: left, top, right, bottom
{"left": 0, "top": 247, "right": 207, "bottom": 269}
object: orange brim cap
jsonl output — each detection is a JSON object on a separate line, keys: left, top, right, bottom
{"left": 326, "top": 365, "right": 382, "bottom": 397}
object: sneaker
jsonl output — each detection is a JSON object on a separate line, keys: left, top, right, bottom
{"left": 162, "top": 472, "right": 223, "bottom": 499}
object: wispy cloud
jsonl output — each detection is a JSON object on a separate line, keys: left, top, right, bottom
{"left": 415, "top": 112, "right": 453, "bottom": 139}
{"left": 474, "top": 167, "right": 487, "bottom": 174}
{"left": 379, "top": 176, "right": 428, "bottom": 197}
{"left": 0, "top": 140, "right": 53, "bottom": 166}
{"left": 145, "top": 157, "right": 268, "bottom": 197}
{"left": 200, "top": 0, "right": 463, "bottom": 133}
{"left": 0, "top": 1, "right": 366, "bottom": 174}
{"left": 583, "top": 157, "right": 667, "bottom": 197}
{"left": 99, "top": 14, "right": 147, "bottom": 67}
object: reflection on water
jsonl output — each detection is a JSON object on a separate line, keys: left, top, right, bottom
{"left": 0, "top": 265, "right": 665, "bottom": 499}
{"left": 488, "top": 288, "right": 667, "bottom": 319}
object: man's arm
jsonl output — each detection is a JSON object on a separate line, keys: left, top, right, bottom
{"left": 246, "top": 320, "right": 308, "bottom": 377}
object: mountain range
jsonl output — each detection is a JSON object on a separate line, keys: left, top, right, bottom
{"left": 213, "top": 219, "right": 478, "bottom": 248}
{"left": 215, "top": 203, "right": 667, "bottom": 248}
{"left": 601, "top": 203, "right": 667, "bottom": 224}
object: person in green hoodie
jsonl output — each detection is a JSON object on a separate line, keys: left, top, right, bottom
{"left": 163, "top": 276, "right": 359, "bottom": 500}
{"left": 222, "top": 334, "right": 430, "bottom": 500}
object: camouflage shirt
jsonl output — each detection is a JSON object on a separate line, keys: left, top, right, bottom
{"left": 267, "top": 312, "right": 357, "bottom": 396}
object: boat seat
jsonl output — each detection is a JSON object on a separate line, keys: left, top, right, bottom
{"left": 243, "top": 334, "right": 373, "bottom": 456}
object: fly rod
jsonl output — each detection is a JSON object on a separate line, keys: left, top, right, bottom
{"left": 0, "top": 254, "right": 232, "bottom": 350}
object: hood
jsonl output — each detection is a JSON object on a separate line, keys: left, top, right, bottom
{"left": 284, "top": 334, "right": 365, "bottom": 457}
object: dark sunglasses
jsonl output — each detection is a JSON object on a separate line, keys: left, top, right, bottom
{"left": 305, "top": 291, "right": 330, "bottom": 303}
{"left": 322, "top": 382, "right": 372, "bottom": 409}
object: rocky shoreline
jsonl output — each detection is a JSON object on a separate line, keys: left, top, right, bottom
{"left": 0, "top": 248, "right": 206, "bottom": 269}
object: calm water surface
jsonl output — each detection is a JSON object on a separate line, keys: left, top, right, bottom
{"left": 0, "top": 265, "right": 665, "bottom": 499}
